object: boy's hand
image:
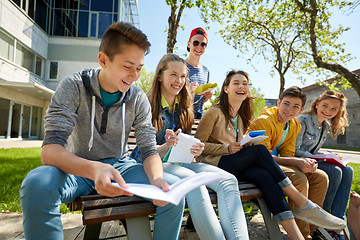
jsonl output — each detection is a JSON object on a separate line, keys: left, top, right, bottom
{"left": 229, "top": 142, "right": 242, "bottom": 154}
{"left": 202, "top": 91, "right": 213, "bottom": 102}
{"left": 190, "top": 142, "right": 205, "bottom": 157}
{"left": 93, "top": 163, "right": 134, "bottom": 197}
{"left": 150, "top": 178, "right": 170, "bottom": 206}
{"left": 298, "top": 158, "right": 318, "bottom": 173}
{"left": 189, "top": 82, "right": 199, "bottom": 93}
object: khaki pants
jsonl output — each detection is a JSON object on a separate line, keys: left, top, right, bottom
{"left": 280, "top": 164, "right": 329, "bottom": 240}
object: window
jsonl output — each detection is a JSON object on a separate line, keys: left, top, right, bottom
{"left": 49, "top": 61, "right": 58, "bottom": 79}
{"left": 35, "top": 0, "right": 50, "bottom": 32}
{"left": 35, "top": 55, "right": 44, "bottom": 77}
{"left": 31, "top": 106, "right": 42, "bottom": 138}
{"left": 22, "top": 105, "right": 31, "bottom": 138}
{"left": 79, "top": 0, "right": 90, "bottom": 10}
{"left": 0, "top": 98, "right": 10, "bottom": 138}
{"left": 98, "top": 13, "right": 113, "bottom": 38}
{"left": 91, "top": 0, "right": 113, "bottom": 12}
{"left": 78, "top": 11, "right": 89, "bottom": 37}
{"left": 0, "top": 31, "right": 14, "bottom": 61}
{"left": 337, "top": 131, "right": 346, "bottom": 144}
{"left": 15, "top": 43, "right": 35, "bottom": 72}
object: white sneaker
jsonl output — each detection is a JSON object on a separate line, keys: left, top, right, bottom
{"left": 294, "top": 204, "right": 346, "bottom": 230}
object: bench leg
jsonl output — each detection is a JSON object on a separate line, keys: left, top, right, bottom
{"left": 126, "top": 216, "right": 152, "bottom": 240}
{"left": 317, "top": 227, "right": 334, "bottom": 240}
{"left": 83, "top": 223, "right": 102, "bottom": 240}
{"left": 257, "top": 197, "right": 283, "bottom": 240}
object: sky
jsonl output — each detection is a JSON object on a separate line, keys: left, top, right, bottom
{"left": 137, "top": 1, "right": 360, "bottom": 99}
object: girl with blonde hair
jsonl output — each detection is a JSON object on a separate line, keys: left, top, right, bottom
{"left": 296, "top": 90, "right": 353, "bottom": 239}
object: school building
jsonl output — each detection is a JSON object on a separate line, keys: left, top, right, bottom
{"left": 0, "top": 0, "right": 139, "bottom": 140}
{"left": 302, "top": 69, "right": 360, "bottom": 149}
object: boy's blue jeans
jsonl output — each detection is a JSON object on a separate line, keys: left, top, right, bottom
{"left": 318, "top": 162, "right": 353, "bottom": 220}
{"left": 20, "top": 158, "right": 185, "bottom": 240}
{"left": 163, "top": 162, "right": 249, "bottom": 240}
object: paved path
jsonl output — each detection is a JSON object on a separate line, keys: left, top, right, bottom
{"left": 1, "top": 140, "right": 358, "bottom": 164}
{"left": 0, "top": 140, "right": 357, "bottom": 239}
{"left": 0, "top": 212, "right": 288, "bottom": 239}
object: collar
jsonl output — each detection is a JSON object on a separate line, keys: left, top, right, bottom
{"left": 310, "top": 113, "right": 330, "bottom": 130}
{"left": 161, "top": 94, "right": 178, "bottom": 111}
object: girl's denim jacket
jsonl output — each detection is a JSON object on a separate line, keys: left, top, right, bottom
{"left": 131, "top": 106, "right": 179, "bottom": 162}
{"left": 295, "top": 113, "right": 331, "bottom": 157}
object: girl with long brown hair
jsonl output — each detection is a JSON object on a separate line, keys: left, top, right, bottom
{"left": 131, "top": 54, "right": 249, "bottom": 240}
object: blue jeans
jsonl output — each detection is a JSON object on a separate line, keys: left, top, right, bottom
{"left": 20, "top": 158, "right": 185, "bottom": 240}
{"left": 318, "top": 162, "right": 353, "bottom": 219}
{"left": 218, "top": 145, "right": 294, "bottom": 222}
{"left": 163, "top": 162, "right": 249, "bottom": 240}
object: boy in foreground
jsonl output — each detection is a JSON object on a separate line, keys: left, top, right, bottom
{"left": 20, "top": 22, "right": 185, "bottom": 240}
{"left": 249, "top": 86, "right": 332, "bottom": 239}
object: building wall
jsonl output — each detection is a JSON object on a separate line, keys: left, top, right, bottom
{"left": 46, "top": 37, "right": 100, "bottom": 89}
{"left": 303, "top": 81, "right": 360, "bottom": 149}
{"left": 0, "top": 0, "right": 139, "bottom": 139}
{"left": 0, "top": 0, "right": 48, "bottom": 58}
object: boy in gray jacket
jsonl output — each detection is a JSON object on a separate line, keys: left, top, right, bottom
{"left": 20, "top": 22, "right": 185, "bottom": 240}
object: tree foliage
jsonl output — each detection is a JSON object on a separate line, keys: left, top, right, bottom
{"left": 197, "top": 0, "right": 355, "bottom": 97}
{"left": 251, "top": 86, "right": 266, "bottom": 118}
{"left": 134, "top": 68, "right": 154, "bottom": 93}
{"left": 294, "top": 0, "right": 360, "bottom": 96}
{"left": 206, "top": 85, "right": 265, "bottom": 117}
{"left": 165, "top": 0, "right": 204, "bottom": 53}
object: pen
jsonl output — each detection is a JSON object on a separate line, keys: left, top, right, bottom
{"left": 168, "top": 126, "right": 176, "bottom": 139}
{"left": 236, "top": 129, "right": 239, "bottom": 142}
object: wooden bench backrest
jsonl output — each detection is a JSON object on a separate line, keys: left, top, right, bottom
{"left": 127, "top": 119, "right": 200, "bottom": 154}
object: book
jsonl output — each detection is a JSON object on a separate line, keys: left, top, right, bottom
{"left": 310, "top": 153, "right": 350, "bottom": 168}
{"left": 112, "top": 172, "right": 229, "bottom": 205}
{"left": 194, "top": 83, "right": 217, "bottom": 95}
{"left": 163, "top": 133, "right": 201, "bottom": 163}
{"left": 240, "top": 130, "right": 269, "bottom": 146}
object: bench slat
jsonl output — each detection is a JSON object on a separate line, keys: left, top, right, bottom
{"left": 83, "top": 202, "right": 156, "bottom": 225}
{"left": 82, "top": 196, "right": 148, "bottom": 211}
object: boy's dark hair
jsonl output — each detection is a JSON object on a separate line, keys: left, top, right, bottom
{"left": 279, "top": 86, "right": 306, "bottom": 107}
{"left": 99, "top": 22, "right": 151, "bottom": 61}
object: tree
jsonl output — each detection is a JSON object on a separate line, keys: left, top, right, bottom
{"left": 294, "top": 0, "right": 360, "bottom": 96}
{"left": 166, "top": 0, "right": 203, "bottom": 53}
{"left": 198, "top": 0, "right": 353, "bottom": 97}
{"left": 251, "top": 86, "right": 266, "bottom": 118}
{"left": 134, "top": 68, "right": 154, "bottom": 93}
{"left": 206, "top": 85, "right": 265, "bottom": 117}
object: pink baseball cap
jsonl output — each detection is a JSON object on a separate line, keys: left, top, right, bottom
{"left": 187, "top": 27, "right": 208, "bottom": 52}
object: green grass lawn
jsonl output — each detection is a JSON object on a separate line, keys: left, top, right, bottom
{"left": 348, "top": 163, "right": 360, "bottom": 193}
{"left": 0, "top": 148, "right": 42, "bottom": 212}
{"left": 1, "top": 147, "right": 360, "bottom": 214}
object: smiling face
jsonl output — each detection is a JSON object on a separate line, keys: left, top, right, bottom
{"left": 277, "top": 96, "right": 304, "bottom": 123}
{"left": 224, "top": 73, "right": 249, "bottom": 105}
{"left": 159, "top": 61, "right": 187, "bottom": 99}
{"left": 187, "top": 34, "right": 208, "bottom": 57}
{"left": 315, "top": 98, "right": 341, "bottom": 123}
{"left": 98, "top": 44, "right": 144, "bottom": 93}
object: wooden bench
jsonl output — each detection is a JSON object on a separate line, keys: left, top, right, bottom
{"left": 67, "top": 121, "right": 283, "bottom": 240}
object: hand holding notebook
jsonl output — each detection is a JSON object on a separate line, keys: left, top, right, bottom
{"left": 112, "top": 172, "right": 229, "bottom": 205}
{"left": 240, "top": 130, "right": 269, "bottom": 146}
